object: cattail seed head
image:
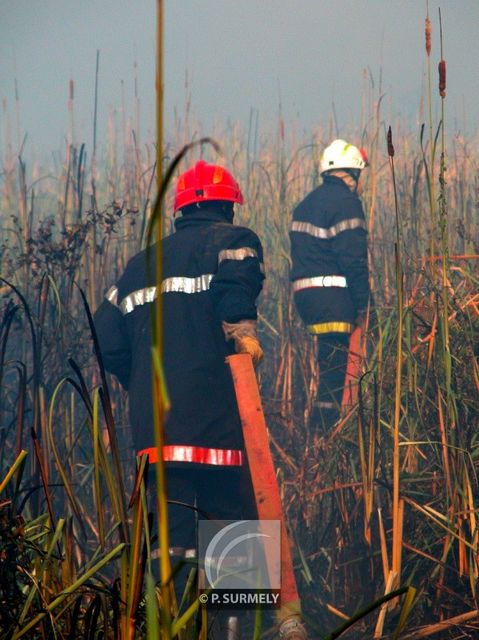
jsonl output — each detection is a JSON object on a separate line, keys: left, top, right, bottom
{"left": 69, "top": 79, "right": 74, "bottom": 101}
{"left": 387, "top": 126, "right": 395, "bottom": 157}
{"left": 438, "top": 60, "right": 446, "bottom": 97}
{"left": 425, "top": 17, "right": 432, "bottom": 56}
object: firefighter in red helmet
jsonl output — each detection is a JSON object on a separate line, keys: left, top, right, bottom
{"left": 94, "top": 160, "right": 264, "bottom": 557}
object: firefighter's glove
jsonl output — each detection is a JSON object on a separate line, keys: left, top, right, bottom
{"left": 222, "top": 319, "right": 264, "bottom": 367}
{"left": 279, "top": 616, "right": 308, "bottom": 640}
{"left": 236, "top": 335, "right": 264, "bottom": 367}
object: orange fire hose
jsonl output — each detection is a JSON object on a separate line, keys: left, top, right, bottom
{"left": 341, "top": 326, "right": 364, "bottom": 409}
{"left": 227, "top": 354, "right": 302, "bottom": 626}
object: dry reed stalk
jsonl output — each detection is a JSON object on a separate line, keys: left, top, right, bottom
{"left": 403, "top": 497, "right": 476, "bottom": 551}
{"left": 401, "top": 609, "right": 479, "bottom": 639}
{"left": 308, "top": 480, "right": 361, "bottom": 497}
{"left": 1, "top": 33, "right": 479, "bottom": 632}
{"left": 426, "top": 307, "right": 437, "bottom": 368}
{"left": 326, "top": 603, "right": 350, "bottom": 621}
{"left": 270, "top": 433, "right": 299, "bottom": 473}
{"left": 437, "top": 387, "right": 453, "bottom": 501}
{"left": 366, "top": 94, "right": 384, "bottom": 242}
{"left": 426, "top": 254, "right": 479, "bottom": 261}
{"left": 357, "top": 385, "right": 375, "bottom": 545}
{"left": 68, "top": 79, "right": 75, "bottom": 147}
{"left": 1, "top": 99, "right": 15, "bottom": 209}
{"left": 148, "top": 2, "right": 177, "bottom": 635}
{"left": 283, "top": 339, "right": 294, "bottom": 433}
{"left": 38, "top": 386, "right": 49, "bottom": 486}
{"left": 274, "top": 341, "right": 287, "bottom": 398}
{"left": 373, "top": 569, "right": 397, "bottom": 638}
{"left": 326, "top": 405, "right": 356, "bottom": 441}
{"left": 464, "top": 469, "right": 478, "bottom": 556}
{"left": 392, "top": 498, "right": 404, "bottom": 588}
{"left": 402, "top": 541, "right": 444, "bottom": 566}
{"left": 60, "top": 143, "right": 71, "bottom": 231}
{"left": 458, "top": 518, "right": 466, "bottom": 577}
{"left": 387, "top": 124, "right": 405, "bottom": 596}
{"left": 377, "top": 507, "right": 389, "bottom": 584}
{"left": 473, "top": 357, "right": 479, "bottom": 394}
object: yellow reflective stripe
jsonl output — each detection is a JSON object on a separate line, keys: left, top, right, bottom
{"left": 307, "top": 322, "right": 353, "bottom": 335}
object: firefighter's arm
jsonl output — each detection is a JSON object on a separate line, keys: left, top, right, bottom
{"left": 210, "top": 228, "right": 265, "bottom": 366}
{"left": 93, "top": 290, "right": 132, "bottom": 388}
{"left": 330, "top": 198, "right": 371, "bottom": 317}
{"left": 222, "top": 319, "right": 264, "bottom": 367}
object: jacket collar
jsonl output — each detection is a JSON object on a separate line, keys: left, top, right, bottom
{"left": 322, "top": 174, "right": 351, "bottom": 189}
{"left": 322, "top": 173, "right": 359, "bottom": 194}
{"left": 174, "top": 208, "right": 234, "bottom": 231}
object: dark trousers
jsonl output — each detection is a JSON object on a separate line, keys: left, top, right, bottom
{"left": 313, "top": 332, "right": 351, "bottom": 432}
{"left": 147, "top": 464, "right": 254, "bottom": 611}
{"left": 148, "top": 464, "right": 252, "bottom": 551}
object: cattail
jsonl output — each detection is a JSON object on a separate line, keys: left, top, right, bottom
{"left": 425, "top": 16, "right": 431, "bottom": 56}
{"left": 438, "top": 59, "right": 446, "bottom": 97}
{"left": 69, "top": 79, "right": 74, "bottom": 101}
{"left": 279, "top": 118, "right": 285, "bottom": 142}
{"left": 387, "top": 126, "right": 395, "bottom": 157}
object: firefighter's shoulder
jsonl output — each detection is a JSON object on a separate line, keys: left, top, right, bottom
{"left": 292, "top": 184, "right": 322, "bottom": 218}
{"left": 217, "top": 222, "right": 263, "bottom": 250}
{"left": 116, "top": 245, "right": 156, "bottom": 296}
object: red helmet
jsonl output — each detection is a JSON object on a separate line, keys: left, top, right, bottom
{"left": 174, "top": 160, "right": 244, "bottom": 212}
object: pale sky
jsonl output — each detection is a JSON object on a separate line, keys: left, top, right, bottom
{"left": 0, "top": 0, "right": 478, "bottom": 162}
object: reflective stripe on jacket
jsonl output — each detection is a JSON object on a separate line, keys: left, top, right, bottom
{"left": 94, "top": 208, "right": 265, "bottom": 461}
{"left": 289, "top": 174, "right": 370, "bottom": 332}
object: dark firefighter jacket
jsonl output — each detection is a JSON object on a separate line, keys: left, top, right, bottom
{"left": 94, "top": 208, "right": 265, "bottom": 467}
{"left": 289, "top": 174, "right": 370, "bottom": 335}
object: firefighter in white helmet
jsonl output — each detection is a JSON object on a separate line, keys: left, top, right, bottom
{"left": 289, "top": 139, "right": 372, "bottom": 431}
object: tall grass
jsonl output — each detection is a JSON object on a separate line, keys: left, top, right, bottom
{"left": 1, "top": 14, "right": 479, "bottom": 639}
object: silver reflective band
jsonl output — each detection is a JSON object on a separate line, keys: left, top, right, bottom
{"left": 120, "top": 286, "right": 157, "bottom": 314}
{"left": 218, "top": 247, "right": 265, "bottom": 274}
{"left": 105, "top": 285, "right": 119, "bottom": 307}
{"left": 318, "top": 401, "right": 336, "bottom": 409}
{"left": 118, "top": 275, "right": 214, "bottom": 314}
{"left": 161, "top": 274, "right": 214, "bottom": 294}
{"left": 218, "top": 247, "right": 258, "bottom": 263}
{"left": 151, "top": 548, "right": 197, "bottom": 560}
{"left": 291, "top": 217, "right": 366, "bottom": 239}
{"left": 292, "top": 275, "right": 347, "bottom": 291}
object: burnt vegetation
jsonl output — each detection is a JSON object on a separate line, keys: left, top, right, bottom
{"left": 1, "top": 19, "right": 479, "bottom": 640}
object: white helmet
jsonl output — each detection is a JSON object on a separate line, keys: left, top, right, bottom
{"left": 320, "top": 139, "right": 369, "bottom": 174}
